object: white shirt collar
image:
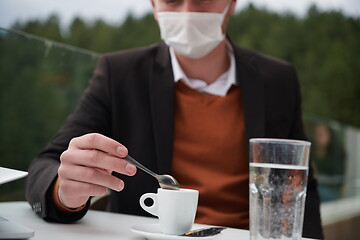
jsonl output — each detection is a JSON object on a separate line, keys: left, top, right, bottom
{"left": 170, "top": 42, "right": 237, "bottom": 97}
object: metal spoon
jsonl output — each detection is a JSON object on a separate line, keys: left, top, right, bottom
{"left": 124, "top": 155, "right": 180, "bottom": 190}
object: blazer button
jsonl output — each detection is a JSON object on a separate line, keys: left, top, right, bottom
{"left": 33, "top": 202, "right": 41, "bottom": 213}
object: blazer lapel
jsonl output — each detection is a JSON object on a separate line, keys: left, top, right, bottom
{"left": 233, "top": 44, "right": 266, "bottom": 142}
{"left": 148, "top": 43, "right": 175, "bottom": 174}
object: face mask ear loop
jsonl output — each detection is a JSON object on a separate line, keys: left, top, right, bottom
{"left": 220, "top": 0, "right": 232, "bottom": 37}
{"left": 222, "top": 0, "right": 232, "bottom": 16}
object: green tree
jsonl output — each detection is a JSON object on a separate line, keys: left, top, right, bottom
{"left": 9, "top": 4, "right": 360, "bottom": 127}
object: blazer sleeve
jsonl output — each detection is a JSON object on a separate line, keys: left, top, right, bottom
{"left": 288, "top": 67, "right": 324, "bottom": 239}
{"left": 25, "top": 55, "right": 112, "bottom": 222}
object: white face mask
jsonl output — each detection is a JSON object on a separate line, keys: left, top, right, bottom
{"left": 157, "top": 1, "right": 231, "bottom": 59}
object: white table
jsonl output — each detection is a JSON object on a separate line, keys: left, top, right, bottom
{"left": 0, "top": 202, "right": 314, "bottom": 240}
{"left": 0, "top": 201, "right": 247, "bottom": 240}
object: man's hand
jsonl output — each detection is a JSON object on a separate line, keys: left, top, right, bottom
{"left": 58, "top": 133, "right": 137, "bottom": 208}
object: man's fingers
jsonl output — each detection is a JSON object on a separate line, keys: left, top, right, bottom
{"left": 60, "top": 149, "right": 137, "bottom": 176}
{"left": 58, "top": 179, "right": 108, "bottom": 208}
{"left": 58, "top": 164, "right": 124, "bottom": 192}
{"left": 68, "top": 133, "right": 128, "bottom": 158}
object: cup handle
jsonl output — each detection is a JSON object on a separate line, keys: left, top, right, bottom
{"left": 139, "top": 193, "right": 158, "bottom": 217}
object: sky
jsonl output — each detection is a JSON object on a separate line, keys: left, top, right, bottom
{"left": 0, "top": 0, "right": 359, "bottom": 29}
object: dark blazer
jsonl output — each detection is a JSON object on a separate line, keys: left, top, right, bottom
{"left": 26, "top": 41, "right": 323, "bottom": 239}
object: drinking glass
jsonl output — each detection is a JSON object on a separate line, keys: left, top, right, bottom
{"left": 249, "top": 138, "right": 311, "bottom": 240}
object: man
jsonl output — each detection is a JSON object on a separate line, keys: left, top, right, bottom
{"left": 26, "top": 0, "right": 323, "bottom": 238}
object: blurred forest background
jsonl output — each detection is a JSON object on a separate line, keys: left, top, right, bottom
{"left": 0, "top": 4, "right": 359, "bottom": 201}
{"left": 12, "top": 4, "right": 360, "bottom": 127}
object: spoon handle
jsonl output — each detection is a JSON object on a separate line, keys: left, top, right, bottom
{"left": 123, "top": 155, "right": 158, "bottom": 178}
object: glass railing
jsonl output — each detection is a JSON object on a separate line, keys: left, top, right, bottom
{"left": 0, "top": 28, "right": 359, "bottom": 226}
{"left": 304, "top": 118, "right": 360, "bottom": 201}
{"left": 0, "top": 28, "right": 99, "bottom": 201}
{"left": 304, "top": 117, "right": 360, "bottom": 231}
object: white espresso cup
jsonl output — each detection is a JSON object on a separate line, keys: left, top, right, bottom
{"left": 139, "top": 188, "right": 199, "bottom": 235}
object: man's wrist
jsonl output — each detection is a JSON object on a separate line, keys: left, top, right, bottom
{"left": 52, "top": 178, "right": 86, "bottom": 213}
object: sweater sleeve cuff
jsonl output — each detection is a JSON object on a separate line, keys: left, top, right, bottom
{"left": 51, "top": 178, "right": 86, "bottom": 213}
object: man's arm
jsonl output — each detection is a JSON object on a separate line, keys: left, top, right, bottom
{"left": 288, "top": 67, "right": 324, "bottom": 239}
{"left": 25, "top": 56, "right": 136, "bottom": 222}
{"left": 26, "top": 156, "right": 90, "bottom": 222}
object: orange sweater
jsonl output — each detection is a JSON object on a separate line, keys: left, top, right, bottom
{"left": 172, "top": 81, "right": 249, "bottom": 229}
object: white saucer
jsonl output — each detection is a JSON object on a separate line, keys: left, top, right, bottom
{"left": 131, "top": 223, "right": 222, "bottom": 240}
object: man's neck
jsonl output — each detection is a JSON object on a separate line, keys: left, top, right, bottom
{"left": 174, "top": 41, "right": 230, "bottom": 85}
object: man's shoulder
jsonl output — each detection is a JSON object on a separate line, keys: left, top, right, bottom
{"left": 233, "top": 45, "right": 293, "bottom": 70}
{"left": 232, "top": 44, "right": 298, "bottom": 88}
{"left": 101, "top": 43, "right": 165, "bottom": 63}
